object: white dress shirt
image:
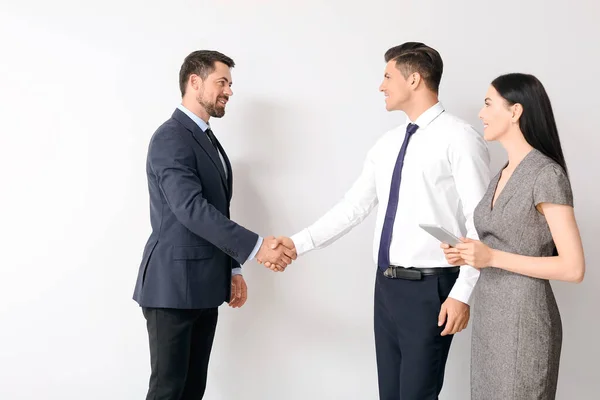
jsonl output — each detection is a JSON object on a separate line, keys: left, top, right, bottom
{"left": 291, "top": 102, "right": 491, "bottom": 304}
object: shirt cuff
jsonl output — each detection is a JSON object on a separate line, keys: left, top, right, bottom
{"left": 290, "top": 229, "right": 315, "bottom": 256}
{"left": 245, "top": 236, "right": 263, "bottom": 263}
{"left": 448, "top": 274, "right": 476, "bottom": 305}
{"left": 232, "top": 267, "right": 242, "bottom": 276}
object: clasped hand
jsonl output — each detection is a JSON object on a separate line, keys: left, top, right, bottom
{"left": 256, "top": 236, "right": 297, "bottom": 272}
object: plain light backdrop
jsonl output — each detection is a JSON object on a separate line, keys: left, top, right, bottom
{"left": 0, "top": 1, "right": 598, "bottom": 399}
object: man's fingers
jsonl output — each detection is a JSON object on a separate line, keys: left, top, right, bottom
{"left": 441, "top": 316, "right": 455, "bottom": 336}
{"left": 446, "top": 308, "right": 470, "bottom": 335}
{"left": 453, "top": 318, "right": 467, "bottom": 334}
{"left": 449, "top": 317, "right": 461, "bottom": 334}
{"left": 238, "top": 284, "right": 248, "bottom": 307}
{"left": 441, "top": 324, "right": 452, "bottom": 336}
{"left": 279, "top": 255, "right": 292, "bottom": 265}
{"left": 269, "top": 237, "right": 297, "bottom": 259}
{"left": 438, "top": 304, "right": 447, "bottom": 327}
{"left": 265, "top": 261, "right": 283, "bottom": 270}
{"left": 236, "top": 281, "right": 242, "bottom": 299}
{"left": 234, "top": 287, "right": 242, "bottom": 306}
{"left": 229, "top": 284, "right": 238, "bottom": 307}
{"left": 264, "top": 258, "right": 287, "bottom": 272}
{"left": 269, "top": 236, "right": 291, "bottom": 249}
{"left": 271, "top": 263, "right": 284, "bottom": 272}
{"left": 230, "top": 280, "right": 247, "bottom": 308}
{"left": 269, "top": 236, "right": 281, "bottom": 249}
{"left": 272, "top": 241, "right": 296, "bottom": 259}
{"left": 282, "top": 247, "right": 297, "bottom": 260}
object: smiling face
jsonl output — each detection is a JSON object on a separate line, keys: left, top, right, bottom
{"left": 193, "top": 61, "right": 233, "bottom": 118}
{"left": 379, "top": 60, "right": 414, "bottom": 112}
{"left": 478, "top": 85, "right": 519, "bottom": 141}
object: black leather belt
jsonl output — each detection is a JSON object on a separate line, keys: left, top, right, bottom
{"left": 383, "top": 266, "right": 460, "bottom": 280}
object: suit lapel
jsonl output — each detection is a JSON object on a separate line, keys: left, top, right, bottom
{"left": 172, "top": 109, "right": 228, "bottom": 193}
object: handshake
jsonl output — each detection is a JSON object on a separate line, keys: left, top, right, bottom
{"left": 255, "top": 236, "right": 297, "bottom": 272}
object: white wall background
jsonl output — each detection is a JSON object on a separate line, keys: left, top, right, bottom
{"left": 1, "top": 1, "right": 598, "bottom": 399}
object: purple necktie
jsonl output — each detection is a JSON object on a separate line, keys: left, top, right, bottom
{"left": 377, "top": 123, "right": 419, "bottom": 270}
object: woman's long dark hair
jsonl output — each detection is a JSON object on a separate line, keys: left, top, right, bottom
{"left": 491, "top": 73, "right": 568, "bottom": 174}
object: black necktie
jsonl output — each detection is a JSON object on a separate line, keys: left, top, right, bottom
{"left": 205, "top": 128, "right": 229, "bottom": 181}
{"left": 205, "top": 128, "right": 219, "bottom": 153}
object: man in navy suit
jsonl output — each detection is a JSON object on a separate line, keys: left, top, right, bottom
{"left": 133, "top": 50, "right": 296, "bottom": 400}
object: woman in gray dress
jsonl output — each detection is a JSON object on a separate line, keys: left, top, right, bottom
{"left": 441, "top": 73, "right": 585, "bottom": 400}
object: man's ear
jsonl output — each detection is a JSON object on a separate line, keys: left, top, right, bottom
{"left": 411, "top": 72, "right": 422, "bottom": 89}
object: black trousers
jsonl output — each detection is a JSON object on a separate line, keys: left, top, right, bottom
{"left": 374, "top": 268, "right": 458, "bottom": 400}
{"left": 142, "top": 307, "right": 218, "bottom": 400}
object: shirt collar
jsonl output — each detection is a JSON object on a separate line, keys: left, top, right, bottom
{"left": 409, "top": 102, "right": 445, "bottom": 129}
{"left": 177, "top": 104, "right": 210, "bottom": 132}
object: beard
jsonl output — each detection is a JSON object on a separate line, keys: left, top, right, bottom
{"left": 196, "top": 93, "right": 227, "bottom": 118}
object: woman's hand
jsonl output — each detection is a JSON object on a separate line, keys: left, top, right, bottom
{"left": 440, "top": 242, "right": 466, "bottom": 266}
{"left": 455, "top": 238, "right": 494, "bottom": 269}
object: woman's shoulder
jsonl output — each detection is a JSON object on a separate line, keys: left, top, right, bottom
{"left": 525, "top": 149, "right": 567, "bottom": 178}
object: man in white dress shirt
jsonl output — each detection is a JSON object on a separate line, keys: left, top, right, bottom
{"left": 268, "top": 42, "right": 490, "bottom": 399}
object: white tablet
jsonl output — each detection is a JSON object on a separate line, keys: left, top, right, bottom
{"left": 419, "top": 224, "right": 462, "bottom": 247}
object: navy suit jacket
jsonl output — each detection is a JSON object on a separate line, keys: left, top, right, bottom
{"left": 133, "top": 109, "right": 258, "bottom": 309}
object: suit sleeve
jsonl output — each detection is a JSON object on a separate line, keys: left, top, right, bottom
{"left": 149, "top": 129, "right": 259, "bottom": 265}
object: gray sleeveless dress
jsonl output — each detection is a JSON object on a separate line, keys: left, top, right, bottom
{"left": 471, "top": 149, "right": 573, "bottom": 400}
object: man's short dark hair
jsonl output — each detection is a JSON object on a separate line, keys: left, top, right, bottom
{"left": 384, "top": 42, "right": 443, "bottom": 93}
{"left": 179, "top": 50, "right": 235, "bottom": 96}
